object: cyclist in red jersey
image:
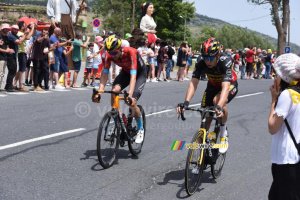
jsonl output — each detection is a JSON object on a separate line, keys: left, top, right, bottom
{"left": 177, "top": 38, "right": 238, "bottom": 153}
{"left": 93, "top": 36, "right": 147, "bottom": 143}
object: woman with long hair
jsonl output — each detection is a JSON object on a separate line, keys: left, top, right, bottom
{"left": 176, "top": 41, "right": 188, "bottom": 81}
{"left": 140, "top": 2, "right": 156, "bottom": 45}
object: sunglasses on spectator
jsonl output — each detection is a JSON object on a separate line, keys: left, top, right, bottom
{"left": 203, "top": 56, "right": 216, "bottom": 61}
{"left": 108, "top": 50, "right": 119, "bottom": 56}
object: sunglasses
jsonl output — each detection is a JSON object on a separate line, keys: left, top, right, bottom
{"left": 108, "top": 50, "right": 119, "bottom": 56}
{"left": 203, "top": 57, "right": 216, "bottom": 61}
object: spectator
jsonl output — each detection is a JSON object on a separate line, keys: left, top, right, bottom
{"left": 60, "top": 37, "right": 72, "bottom": 88}
{"left": 184, "top": 44, "right": 194, "bottom": 81}
{"left": 140, "top": 2, "right": 156, "bottom": 45}
{"left": 176, "top": 41, "right": 188, "bottom": 82}
{"left": 255, "top": 48, "right": 264, "bottom": 79}
{"left": 138, "top": 38, "right": 151, "bottom": 81}
{"left": 13, "top": 21, "right": 35, "bottom": 92}
{"left": 166, "top": 41, "right": 175, "bottom": 80}
{"left": 0, "top": 24, "right": 14, "bottom": 90}
{"left": 125, "top": 33, "right": 132, "bottom": 44}
{"left": 264, "top": 49, "right": 272, "bottom": 79}
{"left": 240, "top": 48, "right": 247, "bottom": 79}
{"left": 154, "top": 39, "right": 160, "bottom": 76}
{"left": 82, "top": 43, "right": 93, "bottom": 87}
{"left": 70, "top": 30, "right": 90, "bottom": 88}
{"left": 268, "top": 53, "right": 300, "bottom": 200}
{"left": 233, "top": 49, "right": 240, "bottom": 77}
{"left": 31, "top": 28, "right": 55, "bottom": 92}
{"left": 91, "top": 36, "right": 104, "bottom": 87}
{"left": 49, "top": 27, "right": 71, "bottom": 90}
{"left": 5, "top": 25, "right": 28, "bottom": 92}
{"left": 157, "top": 40, "right": 168, "bottom": 82}
{"left": 245, "top": 45, "right": 256, "bottom": 79}
{"left": 147, "top": 42, "right": 157, "bottom": 82}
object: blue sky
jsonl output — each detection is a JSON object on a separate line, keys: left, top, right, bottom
{"left": 188, "top": 0, "right": 300, "bottom": 46}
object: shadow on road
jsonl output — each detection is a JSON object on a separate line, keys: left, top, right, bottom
{"left": 156, "top": 168, "right": 217, "bottom": 199}
{"left": 81, "top": 148, "right": 139, "bottom": 171}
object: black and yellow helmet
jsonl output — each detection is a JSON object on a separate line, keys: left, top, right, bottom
{"left": 200, "top": 38, "right": 221, "bottom": 57}
{"left": 105, "top": 35, "right": 122, "bottom": 52}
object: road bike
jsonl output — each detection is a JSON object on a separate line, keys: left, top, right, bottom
{"left": 93, "top": 88, "right": 146, "bottom": 169}
{"left": 178, "top": 105, "right": 227, "bottom": 196}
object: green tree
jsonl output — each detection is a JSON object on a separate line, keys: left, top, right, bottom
{"left": 247, "top": 0, "right": 289, "bottom": 55}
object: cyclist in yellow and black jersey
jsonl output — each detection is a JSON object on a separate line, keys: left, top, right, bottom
{"left": 177, "top": 38, "right": 238, "bottom": 153}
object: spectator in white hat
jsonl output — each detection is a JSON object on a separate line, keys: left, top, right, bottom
{"left": 268, "top": 53, "right": 300, "bottom": 199}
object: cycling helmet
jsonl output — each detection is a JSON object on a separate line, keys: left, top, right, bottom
{"left": 105, "top": 35, "right": 122, "bottom": 52}
{"left": 200, "top": 38, "right": 220, "bottom": 57}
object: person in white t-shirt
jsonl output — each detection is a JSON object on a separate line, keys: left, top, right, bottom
{"left": 268, "top": 53, "right": 300, "bottom": 199}
{"left": 91, "top": 36, "right": 104, "bottom": 87}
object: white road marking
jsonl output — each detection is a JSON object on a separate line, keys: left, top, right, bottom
{"left": 71, "top": 88, "right": 89, "bottom": 91}
{"left": 235, "top": 92, "right": 264, "bottom": 98}
{"left": 0, "top": 94, "right": 7, "bottom": 97}
{"left": 8, "top": 92, "right": 29, "bottom": 95}
{"left": 0, "top": 128, "right": 86, "bottom": 151}
{"left": 53, "top": 90, "right": 71, "bottom": 92}
{"left": 31, "top": 91, "right": 52, "bottom": 93}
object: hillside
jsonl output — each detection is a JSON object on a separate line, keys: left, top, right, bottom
{"left": 188, "top": 13, "right": 300, "bottom": 54}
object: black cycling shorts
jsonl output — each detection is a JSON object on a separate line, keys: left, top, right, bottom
{"left": 113, "top": 67, "right": 147, "bottom": 101}
{"left": 201, "top": 81, "right": 238, "bottom": 108}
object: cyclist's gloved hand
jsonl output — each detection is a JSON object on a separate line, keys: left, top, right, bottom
{"left": 215, "top": 105, "right": 225, "bottom": 117}
{"left": 177, "top": 101, "right": 189, "bottom": 114}
{"left": 126, "top": 96, "right": 133, "bottom": 105}
{"left": 92, "top": 88, "right": 101, "bottom": 103}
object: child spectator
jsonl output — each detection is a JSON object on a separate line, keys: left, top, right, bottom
{"left": 82, "top": 43, "right": 93, "bottom": 87}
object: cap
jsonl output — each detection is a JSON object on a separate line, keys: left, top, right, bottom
{"left": 274, "top": 53, "right": 300, "bottom": 83}
{"left": 257, "top": 48, "right": 262, "bottom": 53}
{"left": 244, "top": 48, "right": 249, "bottom": 53}
{"left": 268, "top": 49, "right": 272, "bottom": 53}
{"left": 108, "top": 31, "right": 114, "bottom": 35}
{"left": 95, "top": 36, "right": 103, "bottom": 43}
{"left": 11, "top": 25, "right": 19, "bottom": 30}
{"left": 125, "top": 33, "right": 132, "bottom": 40}
{"left": 1, "top": 23, "right": 11, "bottom": 30}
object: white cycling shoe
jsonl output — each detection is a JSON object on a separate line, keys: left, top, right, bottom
{"left": 135, "top": 129, "right": 144, "bottom": 144}
{"left": 219, "top": 137, "right": 228, "bottom": 154}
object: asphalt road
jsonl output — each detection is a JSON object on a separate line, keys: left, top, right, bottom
{"left": 0, "top": 75, "right": 275, "bottom": 200}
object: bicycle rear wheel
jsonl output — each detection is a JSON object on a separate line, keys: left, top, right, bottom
{"left": 185, "top": 130, "right": 206, "bottom": 196}
{"left": 128, "top": 105, "right": 146, "bottom": 156}
{"left": 97, "top": 112, "right": 120, "bottom": 169}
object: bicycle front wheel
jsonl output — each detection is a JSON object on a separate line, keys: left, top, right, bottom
{"left": 97, "top": 112, "right": 120, "bottom": 169}
{"left": 128, "top": 105, "right": 146, "bottom": 156}
{"left": 185, "top": 130, "right": 206, "bottom": 196}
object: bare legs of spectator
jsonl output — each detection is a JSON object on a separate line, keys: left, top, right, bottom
{"left": 184, "top": 64, "right": 190, "bottom": 80}
{"left": 0, "top": 60, "right": 6, "bottom": 90}
{"left": 176, "top": 66, "right": 185, "bottom": 82}
{"left": 72, "top": 70, "right": 80, "bottom": 87}
{"left": 148, "top": 63, "right": 156, "bottom": 81}
{"left": 83, "top": 72, "right": 91, "bottom": 85}
{"left": 157, "top": 63, "right": 166, "bottom": 81}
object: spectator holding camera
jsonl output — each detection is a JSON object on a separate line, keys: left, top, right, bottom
{"left": 268, "top": 53, "right": 300, "bottom": 200}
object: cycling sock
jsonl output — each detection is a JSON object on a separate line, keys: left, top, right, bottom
{"left": 220, "top": 123, "right": 228, "bottom": 138}
{"left": 136, "top": 118, "right": 143, "bottom": 130}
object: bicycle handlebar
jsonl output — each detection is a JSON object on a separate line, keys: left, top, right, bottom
{"left": 178, "top": 105, "right": 216, "bottom": 121}
{"left": 92, "top": 88, "right": 133, "bottom": 105}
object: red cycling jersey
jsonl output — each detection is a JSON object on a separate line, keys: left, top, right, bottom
{"left": 104, "top": 47, "right": 145, "bottom": 74}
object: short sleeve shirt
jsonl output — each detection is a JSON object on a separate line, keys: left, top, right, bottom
{"left": 31, "top": 36, "right": 50, "bottom": 60}
{"left": 192, "top": 52, "right": 237, "bottom": 89}
{"left": 245, "top": 50, "right": 254, "bottom": 63}
{"left": 72, "top": 39, "right": 82, "bottom": 62}
{"left": 86, "top": 49, "right": 93, "bottom": 68}
{"left": 7, "top": 33, "right": 19, "bottom": 58}
{"left": 17, "top": 31, "right": 27, "bottom": 53}
{"left": 50, "top": 35, "right": 63, "bottom": 58}
{"left": 271, "top": 89, "right": 300, "bottom": 164}
{"left": 0, "top": 33, "right": 9, "bottom": 60}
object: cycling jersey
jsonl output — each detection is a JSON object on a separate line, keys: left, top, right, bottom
{"left": 104, "top": 47, "right": 145, "bottom": 74}
{"left": 192, "top": 52, "right": 237, "bottom": 89}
